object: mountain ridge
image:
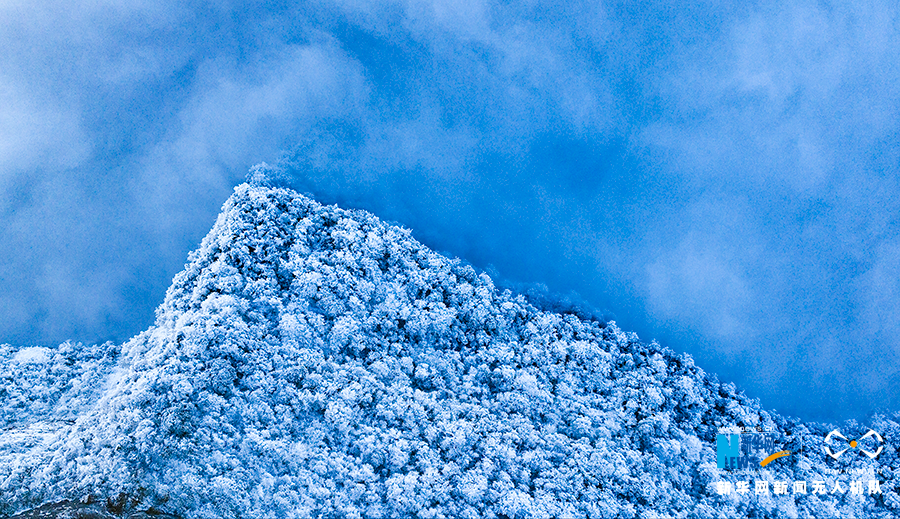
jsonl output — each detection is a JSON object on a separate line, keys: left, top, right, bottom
{"left": 1, "top": 182, "right": 898, "bottom": 518}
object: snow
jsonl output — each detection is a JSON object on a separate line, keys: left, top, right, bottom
{"left": 11, "top": 347, "right": 50, "bottom": 365}
{"left": 1, "top": 182, "right": 898, "bottom": 518}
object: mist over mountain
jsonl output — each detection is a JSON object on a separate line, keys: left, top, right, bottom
{"left": 1, "top": 183, "right": 898, "bottom": 518}
{"left": 3, "top": 1, "right": 900, "bottom": 424}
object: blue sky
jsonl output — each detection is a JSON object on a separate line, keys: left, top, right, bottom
{"left": 1, "top": 0, "right": 898, "bottom": 422}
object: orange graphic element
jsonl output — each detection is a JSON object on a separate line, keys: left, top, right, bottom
{"left": 850, "top": 440, "right": 858, "bottom": 448}
{"left": 759, "top": 450, "right": 791, "bottom": 467}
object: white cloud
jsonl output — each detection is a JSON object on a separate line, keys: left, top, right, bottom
{"left": 130, "top": 41, "right": 371, "bottom": 236}
{"left": 644, "top": 235, "right": 755, "bottom": 343}
{"left": 643, "top": 0, "right": 900, "bottom": 192}
{"left": 0, "top": 78, "right": 89, "bottom": 179}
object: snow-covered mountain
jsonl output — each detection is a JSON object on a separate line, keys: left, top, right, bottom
{"left": 2, "top": 182, "right": 898, "bottom": 518}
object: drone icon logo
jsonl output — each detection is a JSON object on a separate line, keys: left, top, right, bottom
{"left": 824, "top": 429, "right": 884, "bottom": 460}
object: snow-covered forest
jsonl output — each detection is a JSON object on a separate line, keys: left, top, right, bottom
{"left": 1, "top": 183, "right": 898, "bottom": 518}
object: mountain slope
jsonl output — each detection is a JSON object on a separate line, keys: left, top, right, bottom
{"left": 1, "top": 183, "right": 898, "bottom": 518}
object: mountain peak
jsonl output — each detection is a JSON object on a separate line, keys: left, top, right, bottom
{"left": 2, "top": 183, "right": 898, "bottom": 518}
